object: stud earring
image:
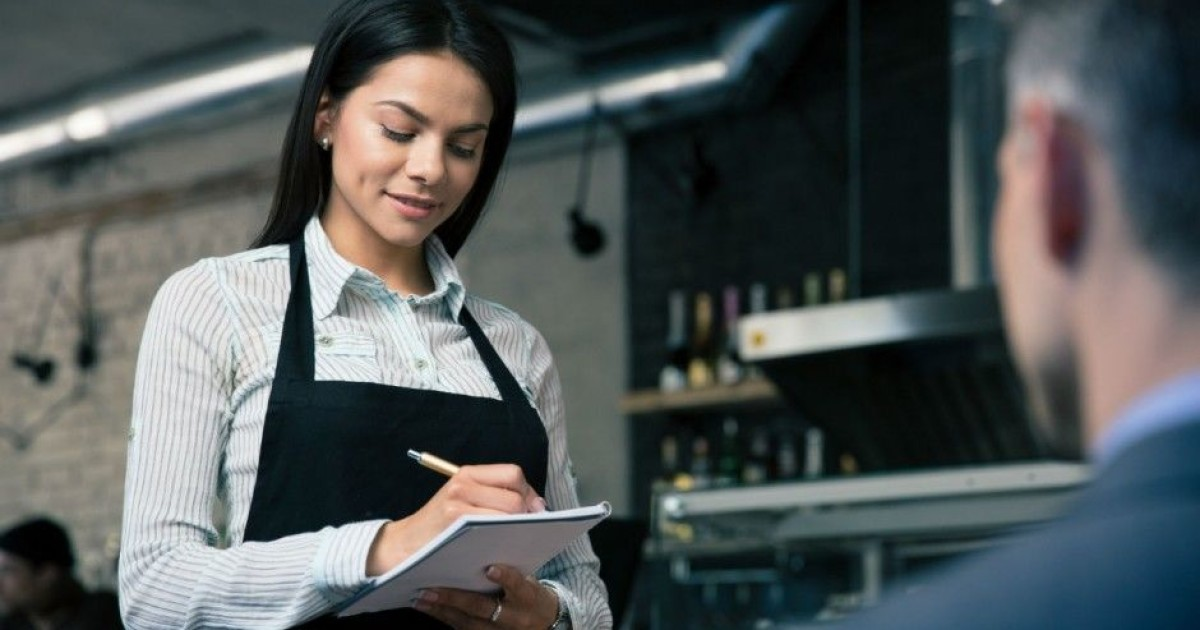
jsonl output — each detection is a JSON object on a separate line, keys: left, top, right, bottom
{"left": 320, "top": 136, "right": 331, "bottom": 151}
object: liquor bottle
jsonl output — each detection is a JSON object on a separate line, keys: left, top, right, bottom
{"left": 748, "top": 282, "right": 769, "bottom": 315}
{"left": 775, "top": 285, "right": 795, "bottom": 310}
{"left": 658, "top": 432, "right": 680, "bottom": 487}
{"left": 803, "top": 271, "right": 823, "bottom": 306}
{"left": 828, "top": 268, "right": 848, "bottom": 303}
{"left": 741, "top": 424, "right": 772, "bottom": 485}
{"left": 659, "top": 289, "right": 689, "bottom": 392}
{"left": 715, "top": 417, "right": 742, "bottom": 487}
{"left": 775, "top": 426, "right": 800, "bottom": 480}
{"left": 686, "top": 291, "right": 716, "bottom": 388}
{"left": 716, "top": 285, "right": 744, "bottom": 386}
{"left": 803, "top": 426, "right": 825, "bottom": 479}
{"left": 689, "top": 433, "right": 713, "bottom": 489}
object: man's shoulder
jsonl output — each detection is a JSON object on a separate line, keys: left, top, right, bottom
{"left": 843, "top": 457, "right": 1200, "bottom": 629}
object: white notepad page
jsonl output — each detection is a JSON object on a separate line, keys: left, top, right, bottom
{"left": 338, "top": 501, "right": 612, "bottom": 617}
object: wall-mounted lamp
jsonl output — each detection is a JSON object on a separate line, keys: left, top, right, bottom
{"left": 567, "top": 107, "right": 607, "bottom": 258}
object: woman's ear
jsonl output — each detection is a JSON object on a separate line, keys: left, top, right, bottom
{"left": 313, "top": 89, "right": 335, "bottom": 142}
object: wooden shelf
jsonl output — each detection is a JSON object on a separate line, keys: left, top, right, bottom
{"left": 619, "top": 378, "right": 785, "bottom": 415}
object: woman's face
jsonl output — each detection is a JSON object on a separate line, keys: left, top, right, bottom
{"left": 317, "top": 51, "right": 493, "bottom": 256}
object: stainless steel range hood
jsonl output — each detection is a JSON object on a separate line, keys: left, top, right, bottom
{"left": 738, "top": 286, "right": 1052, "bottom": 473}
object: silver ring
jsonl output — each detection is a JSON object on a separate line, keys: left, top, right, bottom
{"left": 489, "top": 598, "right": 503, "bottom": 623}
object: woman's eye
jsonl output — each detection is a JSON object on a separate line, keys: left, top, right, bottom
{"left": 449, "top": 144, "right": 477, "bottom": 159}
{"left": 381, "top": 126, "right": 414, "bottom": 142}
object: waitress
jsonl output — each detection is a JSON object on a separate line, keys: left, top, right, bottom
{"left": 118, "top": 0, "right": 611, "bottom": 628}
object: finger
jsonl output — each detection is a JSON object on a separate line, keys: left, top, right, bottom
{"left": 460, "top": 463, "right": 535, "bottom": 495}
{"left": 485, "top": 564, "right": 536, "bottom": 596}
{"left": 441, "top": 479, "right": 528, "bottom": 515}
{"left": 419, "top": 587, "right": 500, "bottom": 621}
{"left": 453, "top": 466, "right": 543, "bottom": 513}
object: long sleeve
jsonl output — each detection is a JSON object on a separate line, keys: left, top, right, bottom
{"left": 119, "top": 261, "right": 381, "bottom": 629}
{"left": 525, "top": 329, "right": 614, "bottom": 629}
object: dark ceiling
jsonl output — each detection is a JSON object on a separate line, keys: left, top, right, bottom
{"left": 0, "top": 0, "right": 792, "bottom": 123}
{"left": 486, "top": 0, "right": 783, "bottom": 65}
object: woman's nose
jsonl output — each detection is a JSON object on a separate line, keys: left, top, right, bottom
{"left": 404, "top": 138, "right": 445, "bottom": 186}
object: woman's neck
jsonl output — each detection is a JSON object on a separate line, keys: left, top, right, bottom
{"left": 318, "top": 214, "right": 436, "bottom": 296}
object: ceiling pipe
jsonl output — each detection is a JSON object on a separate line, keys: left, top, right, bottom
{"left": 0, "top": 39, "right": 313, "bottom": 173}
{"left": 0, "top": 1, "right": 822, "bottom": 174}
{"left": 514, "top": 1, "right": 825, "bottom": 137}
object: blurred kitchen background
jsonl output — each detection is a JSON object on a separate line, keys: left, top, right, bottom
{"left": 0, "top": 0, "right": 1085, "bottom": 627}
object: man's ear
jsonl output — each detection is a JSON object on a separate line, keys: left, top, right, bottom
{"left": 1040, "top": 112, "right": 1090, "bottom": 267}
{"left": 313, "top": 89, "right": 335, "bottom": 141}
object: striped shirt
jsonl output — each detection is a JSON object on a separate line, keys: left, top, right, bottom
{"left": 119, "top": 217, "right": 611, "bottom": 629}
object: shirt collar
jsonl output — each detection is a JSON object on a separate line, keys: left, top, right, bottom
{"left": 303, "top": 217, "right": 465, "bottom": 320}
{"left": 1093, "top": 369, "right": 1200, "bottom": 470}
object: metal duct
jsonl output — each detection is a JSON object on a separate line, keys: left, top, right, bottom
{"left": 0, "top": 1, "right": 821, "bottom": 174}
{"left": 515, "top": 1, "right": 826, "bottom": 137}
{"left": 0, "top": 39, "right": 312, "bottom": 173}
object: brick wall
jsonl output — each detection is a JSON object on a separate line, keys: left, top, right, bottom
{"left": 0, "top": 111, "right": 628, "bottom": 589}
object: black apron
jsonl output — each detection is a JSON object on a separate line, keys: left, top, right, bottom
{"left": 243, "top": 238, "right": 550, "bottom": 628}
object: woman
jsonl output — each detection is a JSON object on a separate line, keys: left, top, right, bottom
{"left": 118, "top": 1, "right": 611, "bottom": 628}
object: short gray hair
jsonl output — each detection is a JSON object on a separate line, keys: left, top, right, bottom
{"left": 1007, "top": 0, "right": 1200, "bottom": 296}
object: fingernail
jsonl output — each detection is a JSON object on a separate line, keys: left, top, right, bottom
{"left": 487, "top": 565, "right": 500, "bottom": 579}
{"left": 534, "top": 497, "right": 547, "bottom": 512}
{"left": 419, "top": 590, "right": 439, "bottom": 603}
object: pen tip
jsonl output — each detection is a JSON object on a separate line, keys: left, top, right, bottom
{"left": 406, "top": 449, "right": 421, "bottom": 461}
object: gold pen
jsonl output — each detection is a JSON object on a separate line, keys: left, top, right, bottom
{"left": 407, "top": 449, "right": 461, "bottom": 477}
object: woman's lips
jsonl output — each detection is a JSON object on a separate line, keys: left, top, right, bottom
{"left": 386, "top": 192, "right": 439, "bottom": 220}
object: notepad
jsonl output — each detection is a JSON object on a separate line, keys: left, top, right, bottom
{"left": 337, "top": 501, "right": 612, "bottom": 617}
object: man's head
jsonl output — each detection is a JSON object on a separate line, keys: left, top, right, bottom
{"left": 994, "top": 0, "right": 1200, "bottom": 455}
{"left": 0, "top": 517, "right": 75, "bottom": 615}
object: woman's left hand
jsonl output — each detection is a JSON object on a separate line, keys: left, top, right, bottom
{"left": 414, "top": 564, "right": 559, "bottom": 629}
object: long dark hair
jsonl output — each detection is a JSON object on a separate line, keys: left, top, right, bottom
{"left": 252, "top": 0, "right": 516, "bottom": 257}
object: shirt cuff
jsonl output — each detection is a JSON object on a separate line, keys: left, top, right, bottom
{"left": 312, "top": 520, "right": 390, "bottom": 603}
{"left": 538, "top": 578, "right": 577, "bottom": 628}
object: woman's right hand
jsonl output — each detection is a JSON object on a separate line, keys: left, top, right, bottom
{"left": 365, "top": 464, "right": 546, "bottom": 576}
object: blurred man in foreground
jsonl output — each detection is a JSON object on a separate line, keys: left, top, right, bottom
{"left": 0, "top": 517, "right": 122, "bottom": 630}
{"left": 847, "top": 0, "right": 1200, "bottom": 627}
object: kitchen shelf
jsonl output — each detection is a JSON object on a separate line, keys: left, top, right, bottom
{"left": 619, "top": 377, "right": 785, "bottom": 415}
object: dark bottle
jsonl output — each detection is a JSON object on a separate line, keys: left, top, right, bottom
{"left": 659, "top": 289, "right": 689, "bottom": 392}
{"left": 689, "top": 433, "right": 713, "bottom": 489}
{"left": 715, "top": 416, "right": 742, "bottom": 487}
{"left": 741, "top": 424, "right": 772, "bottom": 485}
{"left": 658, "top": 431, "right": 680, "bottom": 487}
{"left": 775, "top": 285, "right": 796, "bottom": 310}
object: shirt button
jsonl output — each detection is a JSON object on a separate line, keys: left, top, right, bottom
{"left": 316, "top": 335, "right": 334, "bottom": 347}
{"left": 414, "top": 358, "right": 429, "bottom": 371}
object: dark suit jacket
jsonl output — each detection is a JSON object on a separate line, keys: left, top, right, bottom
{"left": 843, "top": 419, "right": 1200, "bottom": 629}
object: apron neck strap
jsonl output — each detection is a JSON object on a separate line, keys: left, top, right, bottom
{"left": 277, "top": 237, "right": 533, "bottom": 410}
{"left": 275, "top": 237, "right": 316, "bottom": 384}
{"left": 457, "top": 307, "right": 531, "bottom": 408}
